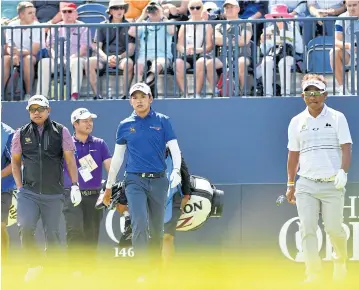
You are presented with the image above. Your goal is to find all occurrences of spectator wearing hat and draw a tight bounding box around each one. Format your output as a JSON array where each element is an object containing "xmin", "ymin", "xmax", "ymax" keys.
[
  {"xmin": 129, "ymin": 2, "xmax": 175, "ymax": 86},
  {"xmin": 88, "ymin": 0, "xmax": 136, "ymax": 99},
  {"xmin": 36, "ymin": 2, "xmax": 89, "ymax": 101},
  {"xmin": 63, "ymin": 108, "xmax": 112, "ymax": 270},
  {"xmin": 11, "ymin": 95, "xmax": 79, "ymax": 282},
  {"xmin": 5, "ymin": 2, "xmax": 45, "ymax": 100},
  {"xmin": 260, "ymin": 4, "xmax": 303, "ymax": 97},
  {"xmin": 175, "ymin": 0, "xmax": 213, "ymax": 98}
]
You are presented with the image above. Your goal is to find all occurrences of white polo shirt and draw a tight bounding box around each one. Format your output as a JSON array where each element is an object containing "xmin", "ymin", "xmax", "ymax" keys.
[
  {"xmin": 6, "ymin": 20, "xmax": 44, "ymax": 51},
  {"xmin": 287, "ymin": 105, "xmax": 352, "ymax": 179}
]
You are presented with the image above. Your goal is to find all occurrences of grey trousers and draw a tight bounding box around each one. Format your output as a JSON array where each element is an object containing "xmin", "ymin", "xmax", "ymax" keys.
[
  {"xmin": 17, "ymin": 188, "xmax": 64, "ymax": 266},
  {"xmin": 295, "ymin": 177, "xmax": 347, "ymax": 275}
]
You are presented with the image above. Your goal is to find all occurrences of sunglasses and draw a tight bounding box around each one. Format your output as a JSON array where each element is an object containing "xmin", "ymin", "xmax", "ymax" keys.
[
  {"xmin": 190, "ymin": 6, "xmax": 202, "ymax": 10},
  {"xmin": 111, "ymin": 5, "xmax": 126, "ymax": 10},
  {"xmin": 29, "ymin": 106, "xmax": 47, "ymax": 113},
  {"xmin": 303, "ymin": 91, "xmax": 326, "ymax": 97},
  {"xmin": 62, "ymin": 10, "xmax": 74, "ymax": 14}
]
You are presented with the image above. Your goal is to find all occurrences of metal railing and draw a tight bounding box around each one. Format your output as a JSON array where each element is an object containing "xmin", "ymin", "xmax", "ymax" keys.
[{"xmin": 1, "ymin": 16, "xmax": 358, "ymax": 101}]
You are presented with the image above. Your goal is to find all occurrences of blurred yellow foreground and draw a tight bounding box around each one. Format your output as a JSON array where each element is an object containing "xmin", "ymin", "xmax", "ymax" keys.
[{"xmin": 2, "ymin": 250, "xmax": 359, "ymax": 290}]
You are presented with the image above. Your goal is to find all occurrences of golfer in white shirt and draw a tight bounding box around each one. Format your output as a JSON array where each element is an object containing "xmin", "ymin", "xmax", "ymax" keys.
[{"xmin": 286, "ymin": 74, "xmax": 352, "ymax": 284}]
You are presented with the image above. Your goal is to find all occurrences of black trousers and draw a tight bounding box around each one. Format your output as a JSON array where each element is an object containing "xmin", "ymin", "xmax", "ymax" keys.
[{"xmin": 63, "ymin": 189, "xmax": 103, "ymax": 260}]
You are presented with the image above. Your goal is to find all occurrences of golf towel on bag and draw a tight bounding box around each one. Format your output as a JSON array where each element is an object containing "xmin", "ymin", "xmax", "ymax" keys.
[{"xmin": 164, "ymin": 154, "xmax": 183, "ymax": 224}]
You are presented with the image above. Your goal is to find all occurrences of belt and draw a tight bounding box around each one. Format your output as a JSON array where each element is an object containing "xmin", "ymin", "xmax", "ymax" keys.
[
  {"xmin": 304, "ymin": 176, "xmax": 336, "ymax": 183},
  {"xmin": 133, "ymin": 172, "xmax": 165, "ymax": 178},
  {"xmin": 81, "ymin": 190, "xmax": 100, "ymax": 196}
]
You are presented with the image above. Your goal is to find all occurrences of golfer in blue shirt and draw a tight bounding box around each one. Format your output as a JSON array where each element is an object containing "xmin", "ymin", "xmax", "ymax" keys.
[{"xmin": 103, "ymin": 82, "xmax": 182, "ymax": 267}]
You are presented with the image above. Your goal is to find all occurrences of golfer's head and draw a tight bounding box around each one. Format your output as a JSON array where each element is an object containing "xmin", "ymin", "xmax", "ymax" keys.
[
  {"xmin": 129, "ymin": 83, "xmax": 153, "ymax": 114},
  {"xmin": 301, "ymin": 74, "xmax": 328, "ymax": 110},
  {"xmin": 26, "ymin": 95, "xmax": 51, "ymax": 125},
  {"xmin": 71, "ymin": 108, "xmax": 97, "ymax": 135}
]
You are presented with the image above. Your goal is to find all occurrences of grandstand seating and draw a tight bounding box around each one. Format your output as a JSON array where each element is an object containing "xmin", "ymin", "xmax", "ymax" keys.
[{"xmin": 1, "ymin": 11, "xmax": 358, "ymax": 100}]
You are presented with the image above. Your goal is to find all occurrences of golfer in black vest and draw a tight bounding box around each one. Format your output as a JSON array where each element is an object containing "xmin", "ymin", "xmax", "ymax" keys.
[{"xmin": 11, "ymin": 95, "xmax": 80, "ymax": 282}]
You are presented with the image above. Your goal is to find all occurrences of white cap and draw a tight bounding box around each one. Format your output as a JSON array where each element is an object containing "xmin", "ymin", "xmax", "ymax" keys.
[
  {"xmin": 203, "ymin": 2, "xmax": 218, "ymax": 11},
  {"xmin": 129, "ymin": 82, "xmax": 152, "ymax": 96},
  {"xmin": 71, "ymin": 108, "xmax": 97, "ymax": 124},
  {"xmin": 223, "ymin": 0, "xmax": 239, "ymax": 7},
  {"xmin": 26, "ymin": 95, "xmax": 49, "ymax": 110},
  {"xmin": 302, "ymin": 80, "xmax": 326, "ymax": 91}
]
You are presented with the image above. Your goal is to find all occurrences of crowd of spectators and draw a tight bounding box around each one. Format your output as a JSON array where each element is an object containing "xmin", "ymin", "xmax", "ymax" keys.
[{"xmin": 1, "ymin": 0, "xmax": 358, "ymax": 100}]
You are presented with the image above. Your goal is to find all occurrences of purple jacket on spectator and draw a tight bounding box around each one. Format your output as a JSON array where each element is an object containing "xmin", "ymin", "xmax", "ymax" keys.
[{"xmin": 63, "ymin": 135, "xmax": 112, "ymax": 190}]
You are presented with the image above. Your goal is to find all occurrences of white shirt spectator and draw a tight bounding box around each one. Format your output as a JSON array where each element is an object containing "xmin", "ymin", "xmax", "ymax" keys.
[
  {"xmin": 335, "ymin": 11, "xmax": 359, "ymax": 45},
  {"xmin": 307, "ymin": 0, "xmax": 344, "ymax": 10},
  {"xmin": 6, "ymin": 19, "xmax": 44, "ymax": 51},
  {"xmin": 287, "ymin": 105, "xmax": 352, "ymax": 179}
]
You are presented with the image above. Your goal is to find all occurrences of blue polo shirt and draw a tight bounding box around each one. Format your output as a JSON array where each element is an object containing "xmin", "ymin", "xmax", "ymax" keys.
[
  {"xmin": 116, "ymin": 108, "xmax": 176, "ymax": 173},
  {"xmin": 63, "ymin": 135, "xmax": 112, "ymax": 190},
  {"xmin": 1, "ymin": 122, "xmax": 16, "ymax": 193}
]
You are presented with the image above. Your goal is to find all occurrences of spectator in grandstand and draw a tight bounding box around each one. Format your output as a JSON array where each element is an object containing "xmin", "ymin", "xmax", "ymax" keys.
[
  {"xmin": 160, "ymin": 0, "xmax": 189, "ymax": 19},
  {"xmin": 32, "ymin": 1, "xmax": 86, "ymax": 23},
  {"xmin": 36, "ymin": 2, "xmax": 89, "ymax": 100},
  {"xmin": 5, "ymin": 2, "xmax": 45, "ymax": 100},
  {"xmin": 206, "ymin": 0, "xmax": 252, "ymax": 96},
  {"xmin": 129, "ymin": 1, "xmax": 175, "ymax": 86},
  {"xmin": 269, "ymin": 0, "xmax": 308, "ymax": 17},
  {"xmin": 11, "ymin": 95, "xmax": 79, "ymax": 282},
  {"xmin": 175, "ymin": 0, "xmax": 213, "ymax": 98},
  {"xmin": 330, "ymin": 0, "xmax": 359, "ymax": 95},
  {"xmin": 307, "ymin": 0, "xmax": 346, "ymax": 43},
  {"xmin": 89, "ymin": 0, "xmax": 135, "ymax": 100},
  {"xmin": 2, "ymin": 32, "xmax": 11, "ymax": 94},
  {"xmin": 238, "ymin": 0, "xmax": 267, "ymax": 20},
  {"xmin": 260, "ymin": 4, "xmax": 304, "ymax": 97}
]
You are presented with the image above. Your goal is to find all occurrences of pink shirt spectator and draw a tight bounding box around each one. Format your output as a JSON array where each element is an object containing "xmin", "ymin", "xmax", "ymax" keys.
[
  {"xmin": 47, "ymin": 20, "xmax": 89, "ymax": 57},
  {"xmin": 11, "ymin": 126, "xmax": 75, "ymax": 155}
]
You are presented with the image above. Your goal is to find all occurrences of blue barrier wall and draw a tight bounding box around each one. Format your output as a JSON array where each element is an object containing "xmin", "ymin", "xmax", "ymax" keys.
[
  {"xmin": 2, "ymin": 97, "xmax": 359, "ymax": 184},
  {"xmin": 2, "ymin": 98, "xmax": 359, "ymax": 260}
]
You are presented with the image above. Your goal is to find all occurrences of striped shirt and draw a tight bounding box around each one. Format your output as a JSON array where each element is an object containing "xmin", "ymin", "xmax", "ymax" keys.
[{"xmin": 287, "ymin": 105, "xmax": 352, "ymax": 179}]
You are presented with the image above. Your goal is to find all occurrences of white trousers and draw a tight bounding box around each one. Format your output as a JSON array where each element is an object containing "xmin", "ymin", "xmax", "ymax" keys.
[
  {"xmin": 295, "ymin": 177, "xmax": 347, "ymax": 276},
  {"xmin": 261, "ymin": 56, "xmax": 294, "ymax": 96},
  {"xmin": 36, "ymin": 57, "xmax": 86, "ymax": 97}
]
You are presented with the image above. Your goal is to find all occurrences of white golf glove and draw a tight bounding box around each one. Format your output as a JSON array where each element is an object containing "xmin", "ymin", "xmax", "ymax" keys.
[
  {"xmin": 334, "ymin": 169, "xmax": 347, "ymax": 190},
  {"xmin": 70, "ymin": 185, "xmax": 82, "ymax": 207},
  {"xmin": 170, "ymin": 168, "xmax": 181, "ymax": 188}
]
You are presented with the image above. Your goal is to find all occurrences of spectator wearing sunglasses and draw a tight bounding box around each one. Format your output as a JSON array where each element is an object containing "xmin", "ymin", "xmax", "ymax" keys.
[
  {"xmin": 175, "ymin": 0, "xmax": 213, "ymax": 98},
  {"xmin": 5, "ymin": 2, "xmax": 45, "ymax": 100},
  {"xmin": 36, "ymin": 2, "xmax": 89, "ymax": 100},
  {"xmin": 88, "ymin": 0, "xmax": 135, "ymax": 99},
  {"xmin": 129, "ymin": 1, "xmax": 175, "ymax": 86}
]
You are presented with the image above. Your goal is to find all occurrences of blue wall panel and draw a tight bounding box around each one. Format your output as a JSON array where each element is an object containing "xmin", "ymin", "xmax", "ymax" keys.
[{"xmin": 2, "ymin": 97, "xmax": 358, "ymax": 184}]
